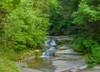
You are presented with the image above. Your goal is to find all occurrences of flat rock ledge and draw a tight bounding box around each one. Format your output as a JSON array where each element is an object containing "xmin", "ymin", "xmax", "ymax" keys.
[
  {"xmin": 82, "ymin": 65, "xmax": 100, "ymax": 72},
  {"xmin": 19, "ymin": 68, "xmax": 42, "ymax": 72},
  {"xmin": 47, "ymin": 36, "xmax": 74, "ymax": 41}
]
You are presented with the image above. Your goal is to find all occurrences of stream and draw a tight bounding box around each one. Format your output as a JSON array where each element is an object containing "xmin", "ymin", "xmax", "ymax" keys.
[{"xmin": 19, "ymin": 36, "xmax": 87, "ymax": 72}]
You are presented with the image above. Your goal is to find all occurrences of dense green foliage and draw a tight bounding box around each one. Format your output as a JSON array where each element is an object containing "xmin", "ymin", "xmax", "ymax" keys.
[
  {"xmin": 50, "ymin": 0, "xmax": 80, "ymax": 35},
  {"xmin": 50, "ymin": 0, "xmax": 100, "ymax": 66},
  {"xmin": 72, "ymin": 0, "xmax": 100, "ymax": 66},
  {"xmin": 0, "ymin": 58, "xmax": 19, "ymax": 72},
  {"xmin": 0, "ymin": 0, "xmax": 58, "ymax": 53},
  {"xmin": 0, "ymin": 0, "xmax": 100, "ymax": 71},
  {"xmin": 0, "ymin": 0, "xmax": 60, "ymax": 71}
]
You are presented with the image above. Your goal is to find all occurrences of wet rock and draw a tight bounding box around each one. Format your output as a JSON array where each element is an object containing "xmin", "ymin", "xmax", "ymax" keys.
[
  {"xmin": 16, "ymin": 62, "xmax": 28, "ymax": 68},
  {"xmin": 82, "ymin": 69, "xmax": 100, "ymax": 72},
  {"xmin": 62, "ymin": 55, "xmax": 82, "ymax": 59},
  {"xmin": 35, "ymin": 49, "xmax": 41, "ymax": 52},
  {"xmin": 21, "ymin": 56, "xmax": 35, "ymax": 61},
  {"xmin": 53, "ymin": 60, "xmax": 86, "ymax": 72},
  {"xmin": 64, "ymin": 44, "xmax": 74, "ymax": 47},
  {"xmin": 55, "ymin": 55, "xmax": 82, "ymax": 60},
  {"xmin": 82, "ymin": 65, "xmax": 100, "ymax": 72},
  {"xmin": 58, "ymin": 45, "xmax": 69, "ymax": 50},
  {"xmin": 55, "ymin": 54, "xmax": 82, "ymax": 60},
  {"xmin": 18, "ymin": 36, "xmax": 88, "ymax": 72},
  {"xmin": 69, "ymin": 64, "xmax": 87, "ymax": 72},
  {"xmin": 55, "ymin": 48, "xmax": 78, "ymax": 56},
  {"xmin": 19, "ymin": 68, "xmax": 43, "ymax": 72}
]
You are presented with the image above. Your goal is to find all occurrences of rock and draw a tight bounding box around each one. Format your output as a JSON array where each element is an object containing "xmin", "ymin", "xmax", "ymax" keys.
[
  {"xmin": 58, "ymin": 45, "xmax": 69, "ymax": 50},
  {"xmin": 47, "ymin": 36, "xmax": 74, "ymax": 41},
  {"xmin": 94, "ymin": 65, "xmax": 100, "ymax": 69},
  {"xmin": 18, "ymin": 36, "xmax": 88, "ymax": 72},
  {"xmin": 82, "ymin": 69, "xmax": 100, "ymax": 72},
  {"xmin": 64, "ymin": 44, "xmax": 74, "ymax": 47},
  {"xmin": 19, "ymin": 68, "xmax": 43, "ymax": 72},
  {"xmin": 55, "ymin": 48, "xmax": 78, "ymax": 56},
  {"xmin": 69, "ymin": 64, "xmax": 87, "ymax": 72},
  {"xmin": 35, "ymin": 49, "xmax": 41, "ymax": 52},
  {"xmin": 21, "ymin": 56, "xmax": 35, "ymax": 61},
  {"xmin": 55, "ymin": 54, "xmax": 82, "ymax": 60},
  {"xmin": 53, "ymin": 60, "xmax": 86, "ymax": 72},
  {"xmin": 60, "ymin": 55, "xmax": 82, "ymax": 59},
  {"xmin": 82, "ymin": 65, "xmax": 100, "ymax": 72},
  {"xmin": 16, "ymin": 62, "xmax": 28, "ymax": 68}
]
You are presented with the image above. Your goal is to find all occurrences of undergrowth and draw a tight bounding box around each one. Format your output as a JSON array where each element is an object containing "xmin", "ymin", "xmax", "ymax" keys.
[
  {"xmin": 0, "ymin": 58, "xmax": 19, "ymax": 72},
  {"xmin": 74, "ymin": 35, "xmax": 100, "ymax": 67}
]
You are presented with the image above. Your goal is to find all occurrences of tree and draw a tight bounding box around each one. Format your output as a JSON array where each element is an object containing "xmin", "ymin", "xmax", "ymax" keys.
[
  {"xmin": 72, "ymin": 0, "xmax": 100, "ymax": 66},
  {"xmin": 50, "ymin": 0, "xmax": 80, "ymax": 35},
  {"xmin": 0, "ymin": 0, "xmax": 51, "ymax": 52}
]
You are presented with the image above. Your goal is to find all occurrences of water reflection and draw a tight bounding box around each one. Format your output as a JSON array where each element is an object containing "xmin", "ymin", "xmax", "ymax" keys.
[
  {"xmin": 24, "ymin": 58, "xmax": 55, "ymax": 72},
  {"xmin": 23, "ymin": 39, "xmax": 57, "ymax": 72}
]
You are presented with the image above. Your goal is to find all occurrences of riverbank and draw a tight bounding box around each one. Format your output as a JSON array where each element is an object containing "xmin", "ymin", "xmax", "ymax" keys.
[
  {"xmin": 17, "ymin": 36, "xmax": 100, "ymax": 72},
  {"xmin": 0, "ymin": 36, "xmax": 99, "ymax": 72},
  {"xmin": 16, "ymin": 36, "xmax": 86, "ymax": 72},
  {"xmin": 12, "ymin": 49, "xmax": 42, "ymax": 61},
  {"xmin": 0, "ymin": 58, "xmax": 19, "ymax": 72},
  {"xmin": 0, "ymin": 49, "xmax": 42, "ymax": 72}
]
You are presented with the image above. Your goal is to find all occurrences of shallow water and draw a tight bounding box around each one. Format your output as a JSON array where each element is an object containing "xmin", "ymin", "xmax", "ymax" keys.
[
  {"xmin": 23, "ymin": 39, "xmax": 57, "ymax": 72},
  {"xmin": 23, "ymin": 58, "xmax": 56, "ymax": 72},
  {"xmin": 21, "ymin": 37, "xmax": 86, "ymax": 72}
]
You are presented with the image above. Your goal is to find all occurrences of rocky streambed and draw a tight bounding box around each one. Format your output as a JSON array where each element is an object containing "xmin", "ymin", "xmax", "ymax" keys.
[{"xmin": 17, "ymin": 36, "xmax": 100, "ymax": 72}]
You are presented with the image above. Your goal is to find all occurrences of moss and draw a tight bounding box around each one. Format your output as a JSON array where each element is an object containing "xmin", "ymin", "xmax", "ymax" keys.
[
  {"xmin": 10, "ymin": 49, "xmax": 43, "ymax": 61},
  {"xmin": 80, "ymin": 54, "xmax": 89, "ymax": 60},
  {"xmin": 67, "ymin": 35, "xmax": 75, "ymax": 38},
  {"xmin": 0, "ymin": 58, "xmax": 19, "ymax": 72},
  {"xmin": 56, "ymin": 40, "xmax": 67, "ymax": 45},
  {"xmin": 35, "ymin": 51, "xmax": 42, "ymax": 58},
  {"xmin": 0, "ymin": 49, "xmax": 42, "ymax": 72},
  {"xmin": 11, "ymin": 49, "xmax": 36, "ymax": 61},
  {"xmin": 88, "ymin": 64, "xmax": 95, "ymax": 68},
  {"xmin": 69, "ymin": 40, "xmax": 75, "ymax": 44}
]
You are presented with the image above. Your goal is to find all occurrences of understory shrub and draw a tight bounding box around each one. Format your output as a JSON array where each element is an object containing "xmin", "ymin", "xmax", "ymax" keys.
[
  {"xmin": 88, "ymin": 46, "xmax": 100, "ymax": 67},
  {"xmin": 1, "ymin": 0, "xmax": 51, "ymax": 53},
  {"xmin": 0, "ymin": 58, "xmax": 19, "ymax": 72},
  {"xmin": 74, "ymin": 35, "xmax": 100, "ymax": 67},
  {"xmin": 74, "ymin": 36, "xmax": 98, "ymax": 53}
]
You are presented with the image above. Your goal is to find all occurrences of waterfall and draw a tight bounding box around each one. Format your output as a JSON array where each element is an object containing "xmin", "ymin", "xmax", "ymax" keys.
[
  {"xmin": 50, "ymin": 40, "xmax": 57, "ymax": 46},
  {"xmin": 40, "ymin": 39, "xmax": 57, "ymax": 58},
  {"xmin": 44, "ymin": 39, "xmax": 50, "ymax": 47}
]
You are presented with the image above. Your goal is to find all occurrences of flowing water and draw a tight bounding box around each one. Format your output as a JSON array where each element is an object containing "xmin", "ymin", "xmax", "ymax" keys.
[
  {"xmin": 21, "ymin": 36, "xmax": 87, "ymax": 72},
  {"xmin": 40, "ymin": 39, "xmax": 57, "ymax": 58},
  {"xmin": 23, "ymin": 39, "xmax": 57, "ymax": 72}
]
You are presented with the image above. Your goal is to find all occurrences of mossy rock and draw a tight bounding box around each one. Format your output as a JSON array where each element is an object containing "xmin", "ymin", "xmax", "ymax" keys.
[{"xmin": 35, "ymin": 51, "xmax": 42, "ymax": 58}]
